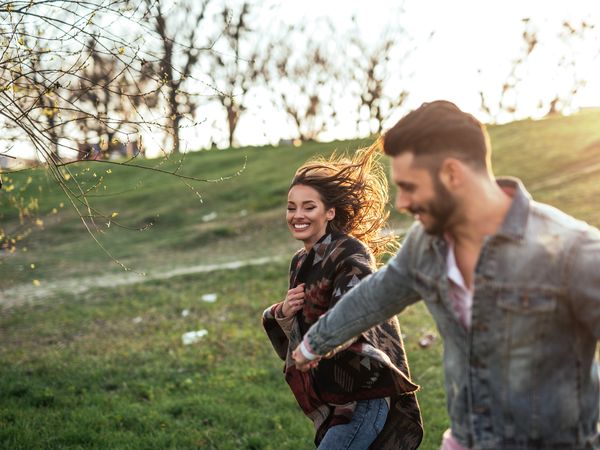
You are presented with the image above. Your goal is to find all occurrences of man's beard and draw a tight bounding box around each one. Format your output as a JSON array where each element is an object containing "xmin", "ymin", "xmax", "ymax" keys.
[{"xmin": 411, "ymin": 178, "xmax": 457, "ymax": 236}]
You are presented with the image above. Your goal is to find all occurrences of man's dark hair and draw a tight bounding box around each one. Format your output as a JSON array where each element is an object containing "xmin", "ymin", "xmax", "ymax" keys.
[{"xmin": 383, "ymin": 100, "xmax": 490, "ymax": 171}]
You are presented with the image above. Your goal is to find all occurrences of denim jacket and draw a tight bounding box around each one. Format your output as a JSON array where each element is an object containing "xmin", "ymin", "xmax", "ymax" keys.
[{"xmin": 305, "ymin": 178, "xmax": 600, "ymax": 450}]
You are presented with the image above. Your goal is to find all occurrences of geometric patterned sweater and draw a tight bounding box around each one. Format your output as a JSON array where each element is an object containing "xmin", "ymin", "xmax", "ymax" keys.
[{"xmin": 263, "ymin": 232, "xmax": 423, "ymax": 448}]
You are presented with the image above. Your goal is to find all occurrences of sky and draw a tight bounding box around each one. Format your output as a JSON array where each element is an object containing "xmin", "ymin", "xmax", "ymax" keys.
[
  {"xmin": 280, "ymin": 0, "xmax": 600, "ymax": 111},
  {"xmin": 399, "ymin": 0, "xmax": 600, "ymax": 111},
  {"xmin": 229, "ymin": 0, "xmax": 600, "ymax": 148},
  {"xmin": 2, "ymin": 0, "xmax": 600, "ymax": 159}
]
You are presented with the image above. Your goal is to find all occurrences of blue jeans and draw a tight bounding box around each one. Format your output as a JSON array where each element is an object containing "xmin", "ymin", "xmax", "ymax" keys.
[{"xmin": 318, "ymin": 398, "xmax": 389, "ymax": 450}]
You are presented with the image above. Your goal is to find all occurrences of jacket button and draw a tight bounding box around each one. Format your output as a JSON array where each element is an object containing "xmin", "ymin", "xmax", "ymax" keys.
[
  {"xmin": 472, "ymin": 405, "xmax": 488, "ymax": 414},
  {"xmin": 472, "ymin": 323, "xmax": 488, "ymax": 332},
  {"xmin": 471, "ymin": 360, "xmax": 487, "ymax": 369}
]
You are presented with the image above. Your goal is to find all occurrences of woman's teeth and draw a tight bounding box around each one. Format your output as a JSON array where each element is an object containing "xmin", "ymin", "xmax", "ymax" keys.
[{"xmin": 294, "ymin": 223, "xmax": 309, "ymax": 230}]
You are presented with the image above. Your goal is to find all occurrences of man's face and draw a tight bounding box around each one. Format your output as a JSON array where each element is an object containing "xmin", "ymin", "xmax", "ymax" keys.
[{"xmin": 390, "ymin": 152, "xmax": 457, "ymax": 235}]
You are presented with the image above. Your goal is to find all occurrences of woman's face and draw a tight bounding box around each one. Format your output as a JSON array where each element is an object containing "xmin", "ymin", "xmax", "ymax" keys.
[{"xmin": 287, "ymin": 184, "xmax": 335, "ymax": 249}]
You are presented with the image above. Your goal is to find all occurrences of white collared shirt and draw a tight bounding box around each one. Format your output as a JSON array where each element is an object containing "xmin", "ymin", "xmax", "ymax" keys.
[{"xmin": 445, "ymin": 236, "xmax": 474, "ymax": 330}]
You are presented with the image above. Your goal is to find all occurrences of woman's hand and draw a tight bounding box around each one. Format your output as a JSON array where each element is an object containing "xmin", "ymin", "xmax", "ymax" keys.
[
  {"xmin": 292, "ymin": 345, "xmax": 320, "ymax": 372},
  {"xmin": 281, "ymin": 283, "xmax": 305, "ymax": 317}
]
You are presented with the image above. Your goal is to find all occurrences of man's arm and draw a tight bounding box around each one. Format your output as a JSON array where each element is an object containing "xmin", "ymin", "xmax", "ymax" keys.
[
  {"xmin": 294, "ymin": 225, "xmax": 423, "ymax": 367},
  {"xmin": 567, "ymin": 226, "xmax": 600, "ymax": 340}
]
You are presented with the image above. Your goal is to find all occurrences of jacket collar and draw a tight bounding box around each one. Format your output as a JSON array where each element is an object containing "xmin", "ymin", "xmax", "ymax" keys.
[
  {"xmin": 494, "ymin": 177, "xmax": 531, "ymax": 241},
  {"xmin": 299, "ymin": 231, "xmax": 343, "ymax": 258},
  {"xmin": 429, "ymin": 176, "xmax": 531, "ymax": 251},
  {"xmin": 293, "ymin": 232, "xmax": 343, "ymax": 286}
]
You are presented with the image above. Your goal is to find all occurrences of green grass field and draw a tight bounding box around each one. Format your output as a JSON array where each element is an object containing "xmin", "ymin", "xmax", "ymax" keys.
[{"xmin": 1, "ymin": 110, "xmax": 600, "ymax": 449}]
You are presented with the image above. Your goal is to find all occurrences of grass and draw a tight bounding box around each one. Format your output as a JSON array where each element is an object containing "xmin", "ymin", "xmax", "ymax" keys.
[
  {"xmin": 0, "ymin": 262, "xmax": 445, "ymax": 449},
  {"xmin": 1, "ymin": 110, "xmax": 600, "ymax": 448}
]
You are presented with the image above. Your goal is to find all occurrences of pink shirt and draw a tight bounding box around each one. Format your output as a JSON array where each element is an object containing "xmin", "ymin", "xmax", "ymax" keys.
[
  {"xmin": 445, "ymin": 235, "xmax": 473, "ymax": 330},
  {"xmin": 441, "ymin": 429, "xmax": 470, "ymax": 450}
]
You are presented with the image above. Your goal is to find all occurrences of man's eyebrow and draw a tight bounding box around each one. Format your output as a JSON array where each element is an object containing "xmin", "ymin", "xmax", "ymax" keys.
[{"xmin": 395, "ymin": 181, "xmax": 415, "ymax": 189}]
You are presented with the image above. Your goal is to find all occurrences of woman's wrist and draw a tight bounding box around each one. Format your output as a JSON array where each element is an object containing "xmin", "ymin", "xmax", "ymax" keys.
[{"xmin": 276, "ymin": 302, "xmax": 287, "ymax": 318}]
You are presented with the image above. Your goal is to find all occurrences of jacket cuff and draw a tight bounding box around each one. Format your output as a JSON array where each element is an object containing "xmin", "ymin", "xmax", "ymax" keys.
[
  {"xmin": 300, "ymin": 336, "xmax": 319, "ymax": 360},
  {"xmin": 274, "ymin": 302, "xmax": 286, "ymax": 318}
]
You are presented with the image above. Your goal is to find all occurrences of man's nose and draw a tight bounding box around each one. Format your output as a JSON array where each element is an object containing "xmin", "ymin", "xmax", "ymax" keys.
[{"xmin": 395, "ymin": 191, "xmax": 410, "ymax": 211}]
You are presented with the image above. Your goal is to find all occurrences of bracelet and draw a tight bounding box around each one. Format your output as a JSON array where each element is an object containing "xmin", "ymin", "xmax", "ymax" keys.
[{"xmin": 299, "ymin": 339, "xmax": 319, "ymax": 361}]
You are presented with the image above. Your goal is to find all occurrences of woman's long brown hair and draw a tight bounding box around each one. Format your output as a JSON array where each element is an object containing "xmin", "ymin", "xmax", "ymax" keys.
[{"xmin": 290, "ymin": 138, "xmax": 397, "ymax": 260}]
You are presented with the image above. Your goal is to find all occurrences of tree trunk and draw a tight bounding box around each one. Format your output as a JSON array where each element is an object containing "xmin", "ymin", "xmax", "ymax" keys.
[
  {"xmin": 227, "ymin": 106, "xmax": 238, "ymax": 148},
  {"xmin": 169, "ymin": 84, "xmax": 180, "ymax": 154}
]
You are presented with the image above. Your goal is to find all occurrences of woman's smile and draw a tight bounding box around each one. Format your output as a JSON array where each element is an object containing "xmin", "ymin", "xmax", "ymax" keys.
[{"xmin": 287, "ymin": 184, "xmax": 335, "ymax": 251}]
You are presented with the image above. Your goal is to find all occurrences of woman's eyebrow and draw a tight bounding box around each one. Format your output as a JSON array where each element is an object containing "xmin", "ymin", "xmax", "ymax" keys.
[{"xmin": 287, "ymin": 200, "xmax": 317, "ymax": 205}]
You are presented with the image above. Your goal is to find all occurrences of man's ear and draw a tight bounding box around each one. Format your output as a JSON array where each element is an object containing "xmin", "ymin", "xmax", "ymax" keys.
[{"xmin": 438, "ymin": 157, "xmax": 465, "ymax": 190}]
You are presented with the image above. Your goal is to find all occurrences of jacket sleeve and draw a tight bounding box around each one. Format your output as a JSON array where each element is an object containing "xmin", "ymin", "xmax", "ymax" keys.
[
  {"xmin": 261, "ymin": 254, "xmax": 300, "ymax": 360},
  {"xmin": 567, "ymin": 225, "xmax": 600, "ymax": 340},
  {"xmin": 275, "ymin": 309, "xmax": 296, "ymax": 338},
  {"xmin": 305, "ymin": 224, "xmax": 423, "ymax": 356},
  {"xmin": 262, "ymin": 303, "xmax": 289, "ymax": 360}
]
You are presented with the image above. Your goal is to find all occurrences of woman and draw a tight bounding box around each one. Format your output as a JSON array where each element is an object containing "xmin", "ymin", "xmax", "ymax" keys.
[{"xmin": 262, "ymin": 141, "xmax": 423, "ymax": 449}]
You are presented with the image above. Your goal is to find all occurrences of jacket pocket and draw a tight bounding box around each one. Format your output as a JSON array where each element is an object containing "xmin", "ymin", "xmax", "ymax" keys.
[
  {"xmin": 496, "ymin": 291, "xmax": 558, "ymax": 359},
  {"xmin": 497, "ymin": 291, "xmax": 557, "ymax": 314},
  {"xmin": 496, "ymin": 289, "xmax": 578, "ymax": 441}
]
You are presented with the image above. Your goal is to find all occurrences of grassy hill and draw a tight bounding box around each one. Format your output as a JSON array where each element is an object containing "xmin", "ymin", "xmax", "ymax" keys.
[
  {"xmin": 2, "ymin": 110, "xmax": 600, "ymax": 289},
  {"xmin": 1, "ymin": 111, "xmax": 600, "ymax": 449},
  {"xmin": 1, "ymin": 138, "xmax": 376, "ymax": 289}
]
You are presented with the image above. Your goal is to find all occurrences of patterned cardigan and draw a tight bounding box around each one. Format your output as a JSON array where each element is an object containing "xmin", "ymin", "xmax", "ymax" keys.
[{"xmin": 263, "ymin": 232, "xmax": 423, "ymax": 449}]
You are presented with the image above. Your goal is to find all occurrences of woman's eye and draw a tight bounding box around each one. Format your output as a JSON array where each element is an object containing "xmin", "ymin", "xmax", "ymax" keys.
[{"xmin": 287, "ymin": 208, "xmax": 295, "ymax": 212}]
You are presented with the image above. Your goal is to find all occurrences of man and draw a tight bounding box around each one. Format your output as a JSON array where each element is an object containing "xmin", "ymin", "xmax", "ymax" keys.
[{"xmin": 292, "ymin": 100, "xmax": 600, "ymax": 450}]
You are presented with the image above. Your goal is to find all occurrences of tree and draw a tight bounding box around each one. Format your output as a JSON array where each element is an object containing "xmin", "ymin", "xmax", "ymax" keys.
[
  {"xmin": 346, "ymin": 26, "xmax": 412, "ymax": 136},
  {"xmin": 0, "ymin": 1, "xmax": 242, "ymax": 267},
  {"xmin": 263, "ymin": 23, "xmax": 342, "ymax": 142},
  {"xmin": 544, "ymin": 19, "xmax": 597, "ymax": 116},
  {"xmin": 72, "ymin": 38, "xmax": 159, "ymax": 158},
  {"xmin": 478, "ymin": 16, "xmax": 598, "ymax": 122},
  {"xmin": 0, "ymin": 1, "xmax": 141, "ymax": 254},
  {"xmin": 478, "ymin": 18, "xmax": 538, "ymax": 122},
  {"xmin": 140, "ymin": 0, "xmax": 213, "ymax": 154},
  {"xmin": 0, "ymin": 1, "xmax": 150, "ymax": 161},
  {"xmin": 205, "ymin": 2, "xmax": 264, "ymax": 148}
]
